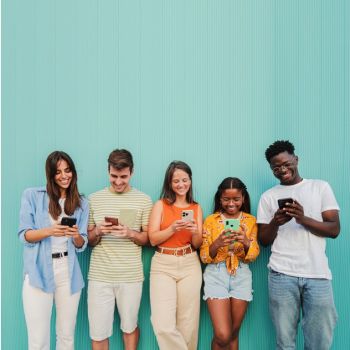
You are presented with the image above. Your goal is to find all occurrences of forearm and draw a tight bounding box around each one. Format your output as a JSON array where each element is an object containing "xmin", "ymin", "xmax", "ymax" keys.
[
  {"xmin": 191, "ymin": 233, "xmax": 203, "ymax": 249},
  {"xmin": 88, "ymin": 226, "xmax": 101, "ymax": 247},
  {"xmin": 299, "ymin": 216, "xmax": 340, "ymax": 238},
  {"xmin": 258, "ymin": 221, "xmax": 279, "ymax": 246},
  {"xmin": 24, "ymin": 228, "xmax": 51, "ymax": 243},
  {"xmin": 149, "ymin": 226, "xmax": 174, "ymax": 246},
  {"xmin": 209, "ymin": 241, "xmax": 220, "ymax": 259},
  {"xmin": 129, "ymin": 230, "xmax": 149, "ymax": 246},
  {"xmin": 73, "ymin": 234, "xmax": 85, "ymax": 248}
]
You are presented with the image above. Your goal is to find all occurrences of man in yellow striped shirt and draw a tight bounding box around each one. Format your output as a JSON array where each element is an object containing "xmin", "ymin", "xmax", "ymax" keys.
[{"xmin": 87, "ymin": 149, "xmax": 152, "ymax": 350}]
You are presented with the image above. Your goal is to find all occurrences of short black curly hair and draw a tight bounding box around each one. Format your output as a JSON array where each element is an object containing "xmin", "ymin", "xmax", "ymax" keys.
[{"xmin": 265, "ymin": 140, "xmax": 295, "ymax": 163}]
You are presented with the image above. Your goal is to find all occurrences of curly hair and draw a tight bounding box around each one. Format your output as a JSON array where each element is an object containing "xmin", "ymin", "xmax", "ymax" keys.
[{"xmin": 265, "ymin": 140, "xmax": 295, "ymax": 163}]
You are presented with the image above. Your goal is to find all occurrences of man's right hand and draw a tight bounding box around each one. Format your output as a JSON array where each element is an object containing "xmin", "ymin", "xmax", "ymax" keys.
[
  {"xmin": 272, "ymin": 209, "xmax": 293, "ymax": 226},
  {"xmin": 96, "ymin": 221, "xmax": 115, "ymax": 236}
]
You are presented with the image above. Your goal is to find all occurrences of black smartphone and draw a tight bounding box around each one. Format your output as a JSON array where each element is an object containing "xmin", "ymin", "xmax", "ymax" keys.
[
  {"xmin": 105, "ymin": 216, "xmax": 119, "ymax": 226},
  {"xmin": 61, "ymin": 217, "xmax": 77, "ymax": 227},
  {"xmin": 278, "ymin": 198, "xmax": 294, "ymax": 210}
]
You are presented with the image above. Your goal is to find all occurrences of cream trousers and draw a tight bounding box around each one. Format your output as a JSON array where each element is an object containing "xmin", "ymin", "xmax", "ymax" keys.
[
  {"xmin": 22, "ymin": 256, "xmax": 81, "ymax": 350},
  {"xmin": 150, "ymin": 251, "xmax": 202, "ymax": 350}
]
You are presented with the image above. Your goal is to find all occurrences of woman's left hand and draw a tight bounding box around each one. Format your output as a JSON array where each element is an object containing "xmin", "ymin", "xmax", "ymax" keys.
[
  {"xmin": 65, "ymin": 225, "xmax": 81, "ymax": 239},
  {"xmin": 185, "ymin": 220, "xmax": 199, "ymax": 235},
  {"xmin": 232, "ymin": 224, "xmax": 251, "ymax": 251}
]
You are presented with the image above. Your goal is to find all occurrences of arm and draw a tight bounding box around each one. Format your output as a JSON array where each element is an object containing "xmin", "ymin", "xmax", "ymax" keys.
[
  {"xmin": 148, "ymin": 201, "xmax": 174, "ymax": 246},
  {"xmin": 88, "ymin": 224, "xmax": 101, "ymax": 247},
  {"xmin": 108, "ymin": 224, "xmax": 149, "ymax": 246},
  {"xmin": 24, "ymin": 225, "xmax": 67, "ymax": 243},
  {"xmin": 209, "ymin": 232, "xmax": 235, "ymax": 259},
  {"xmin": 239, "ymin": 222, "xmax": 260, "ymax": 263},
  {"xmin": 285, "ymin": 200, "xmax": 340, "ymax": 238},
  {"xmin": 258, "ymin": 209, "xmax": 292, "ymax": 246},
  {"xmin": 18, "ymin": 189, "xmax": 65, "ymax": 244},
  {"xmin": 190, "ymin": 206, "xmax": 203, "ymax": 249},
  {"xmin": 69, "ymin": 198, "xmax": 89, "ymax": 251},
  {"xmin": 199, "ymin": 223, "xmax": 213, "ymax": 263},
  {"xmin": 64, "ymin": 225, "xmax": 85, "ymax": 249},
  {"xmin": 126, "ymin": 225, "xmax": 149, "ymax": 246},
  {"xmin": 148, "ymin": 200, "xmax": 188, "ymax": 246}
]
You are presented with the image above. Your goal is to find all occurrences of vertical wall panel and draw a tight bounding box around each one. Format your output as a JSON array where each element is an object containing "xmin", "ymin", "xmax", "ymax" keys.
[{"xmin": 2, "ymin": 0, "xmax": 349, "ymax": 349}]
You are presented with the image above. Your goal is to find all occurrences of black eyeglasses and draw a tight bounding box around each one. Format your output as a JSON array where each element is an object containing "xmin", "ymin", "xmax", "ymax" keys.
[{"xmin": 271, "ymin": 158, "xmax": 296, "ymax": 174}]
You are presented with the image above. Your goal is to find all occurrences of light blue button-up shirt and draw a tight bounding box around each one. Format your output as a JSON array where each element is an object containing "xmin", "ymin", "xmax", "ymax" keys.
[{"xmin": 18, "ymin": 187, "xmax": 89, "ymax": 294}]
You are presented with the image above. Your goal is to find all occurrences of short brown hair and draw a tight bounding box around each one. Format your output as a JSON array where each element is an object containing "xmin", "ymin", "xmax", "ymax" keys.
[{"xmin": 108, "ymin": 149, "xmax": 134, "ymax": 172}]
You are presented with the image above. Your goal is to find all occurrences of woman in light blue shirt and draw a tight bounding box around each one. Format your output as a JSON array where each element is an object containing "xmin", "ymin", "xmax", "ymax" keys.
[{"xmin": 18, "ymin": 151, "xmax": 89, "ymax": 350}]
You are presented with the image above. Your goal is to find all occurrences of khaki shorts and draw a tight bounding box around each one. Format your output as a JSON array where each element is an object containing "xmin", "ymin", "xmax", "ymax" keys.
[{"xmin": 88, "ymin": 280, "xmax": 143, "ymax": 340}]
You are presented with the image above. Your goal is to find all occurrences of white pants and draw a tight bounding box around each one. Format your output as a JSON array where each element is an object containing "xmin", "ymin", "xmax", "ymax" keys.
[{"xmin": 22, "ymin": 256, "xmax": 81, "ymax": 350}]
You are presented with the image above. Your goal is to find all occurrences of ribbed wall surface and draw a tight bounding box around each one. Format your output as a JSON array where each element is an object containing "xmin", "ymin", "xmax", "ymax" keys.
[{"xmin": 2, "ymin": 1, "xmax": 349, "ymax": 349}]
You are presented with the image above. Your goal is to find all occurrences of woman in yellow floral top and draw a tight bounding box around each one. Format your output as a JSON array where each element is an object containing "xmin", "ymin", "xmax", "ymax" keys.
[{"xmin": 200, "ymin": 177, "xmax": 259, "ymax": 350}]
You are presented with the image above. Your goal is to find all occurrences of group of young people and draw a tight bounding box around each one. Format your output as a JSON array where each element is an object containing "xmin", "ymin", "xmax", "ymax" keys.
[{"xmin": 18, "ymin": 140, "xmax": 340, "ymax": 350}]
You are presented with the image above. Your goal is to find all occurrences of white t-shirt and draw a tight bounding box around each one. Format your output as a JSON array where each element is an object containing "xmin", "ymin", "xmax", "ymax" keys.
[
  {"xmin": 49, "ymin": 198, "xmax": 68, "ymax": 253},
  {"xmin": 257, "ymin": 179, "xmax": 339, "ymax": 280}
]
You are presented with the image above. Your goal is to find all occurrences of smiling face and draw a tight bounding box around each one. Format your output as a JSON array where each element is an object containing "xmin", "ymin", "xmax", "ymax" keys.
[
  {"xmin": 54, "ymin": 159, "xmax": 73, "ymax": 195},
  {"xmin": 171, "ymin": 169, "xmax": 192, "ymax": 197},
  {"xmin": 269, "ymin": 151, "xmax": 301, "ymax": 185},
  {"xmin": 109, "ymin": 166, "xmax": 132, "ymax": 193},
  {"xmin": 220, "ymin": 188, "xmax": 244, "ymax": 217}
]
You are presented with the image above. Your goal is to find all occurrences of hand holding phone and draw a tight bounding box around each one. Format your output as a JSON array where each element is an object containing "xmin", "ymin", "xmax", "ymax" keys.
[
  {"xmin": 277, "ymin": 198, "xmax": 294, "ymax": 210},
  {"xmin": 104, "ymin": 217, "xmax": 119, "ymax": 226}
]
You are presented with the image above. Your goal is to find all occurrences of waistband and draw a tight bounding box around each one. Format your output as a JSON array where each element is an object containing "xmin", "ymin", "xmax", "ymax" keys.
[
  {"xmin": 52, "ymin": 251, "xmax": 68, "ymax": 259},
  {"xmin": 156, "ymin": 244, "xmax": 194, "ymax": 256}
]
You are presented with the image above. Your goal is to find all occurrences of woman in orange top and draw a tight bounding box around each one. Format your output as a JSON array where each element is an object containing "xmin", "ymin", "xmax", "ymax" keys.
[
  {"xmin": 200, "ymin": 177, "xmax": 259, "ymax": 350},
  {"xmin": 148, "ymin": 161, "xmax": 203, "ymax": 350}
]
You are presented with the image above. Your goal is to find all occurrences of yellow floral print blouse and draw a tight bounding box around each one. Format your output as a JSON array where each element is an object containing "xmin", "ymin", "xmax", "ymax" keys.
[{"xmin": 200, "ymin": 212, "xmax": 260, "ymax": 274}]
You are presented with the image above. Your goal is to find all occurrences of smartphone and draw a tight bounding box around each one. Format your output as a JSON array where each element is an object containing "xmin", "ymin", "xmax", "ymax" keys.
[
  {"xmin": 61, "ymin": 217, "xmax": 77, "ymax": 227},
  {"xmin": 104, "ymin": 216, "xmax": 119, "ymax": 226},
  {"xmin": 278, "ymin": 198, "xmax": 294, "ymax": 210},
  {"xmin": 224, "ymin": 218, "xmax": 240, "ymax": 235},
  {"xmin": 181, "ymin": 210, "xmax": 194, "ymax": 222}
]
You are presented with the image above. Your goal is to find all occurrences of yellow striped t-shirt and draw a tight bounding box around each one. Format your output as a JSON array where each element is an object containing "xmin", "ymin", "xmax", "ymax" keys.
[{"xmin": 88, "ymin": 187, "xmax": 153, "ymax": 283}]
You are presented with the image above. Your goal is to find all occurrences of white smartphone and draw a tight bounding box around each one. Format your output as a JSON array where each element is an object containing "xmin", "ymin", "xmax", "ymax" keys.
[{"xmin": 181, "ymin": 210, "xmax": 194, "ymax": 222}]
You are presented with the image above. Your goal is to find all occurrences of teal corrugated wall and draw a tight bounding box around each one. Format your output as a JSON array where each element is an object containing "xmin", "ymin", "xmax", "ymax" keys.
[{"xmin": 2, "ymin": 0, "xmax": 349, "ymax": 349}]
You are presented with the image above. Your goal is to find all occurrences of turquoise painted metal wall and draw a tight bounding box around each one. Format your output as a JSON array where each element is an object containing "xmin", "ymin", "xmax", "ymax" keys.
[{"xmin": 2, "ymin": 0, "xmax": 349, "ymax": 349}]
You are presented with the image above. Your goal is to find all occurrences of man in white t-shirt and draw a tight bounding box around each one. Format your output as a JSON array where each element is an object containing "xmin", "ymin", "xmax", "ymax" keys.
[{"xmin": 257, "ymin": 140, "xmax": 340, "ymax": 350}]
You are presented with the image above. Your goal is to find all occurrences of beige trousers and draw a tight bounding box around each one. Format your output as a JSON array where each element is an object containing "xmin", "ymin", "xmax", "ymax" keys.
[{"xmin": 150, "ymin": 251, "xmax": 202, "ymax": 350}]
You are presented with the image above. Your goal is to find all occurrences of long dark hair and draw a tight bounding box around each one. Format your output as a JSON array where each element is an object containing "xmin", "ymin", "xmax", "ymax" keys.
[
  {"xmin": 160, "ymin": 161, "xmax": 196, "ymax": 204},
  {"xmin": 213, "ymin": 177, "xmax": 251, "ymax": 214},
  {"xmin": 46, "ymin": 151, "xmax": 81, "ymax": 219}
]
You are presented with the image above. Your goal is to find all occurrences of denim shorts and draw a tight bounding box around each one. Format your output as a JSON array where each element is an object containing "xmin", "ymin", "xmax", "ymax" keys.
[{"xmin": 203, "ymin": 261, "xmax": 253, "ymax": 301}]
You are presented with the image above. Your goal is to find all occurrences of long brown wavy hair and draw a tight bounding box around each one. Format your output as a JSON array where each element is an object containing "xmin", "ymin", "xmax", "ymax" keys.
[
  {"xmin": 46, "ymin": 151, "xmax": 81, "ymax": 220},
  {"xmin": 160, "ymin": 161, "xmax": 196, "ymax": 204}
]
